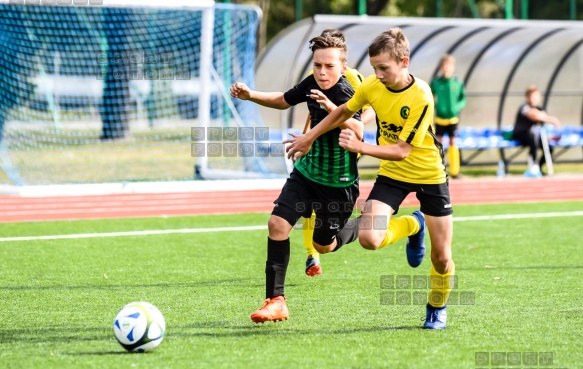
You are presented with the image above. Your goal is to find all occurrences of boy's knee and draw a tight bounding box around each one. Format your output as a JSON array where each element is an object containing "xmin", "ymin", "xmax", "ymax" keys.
[
  {"xmin": 313, "ymin": 243, "xmax": 334, "ymax": 254},
  {"xmin": 358, "ymin": 233, "xmax": 382, "ymax": 250},
  {"xmin": 267, "ymin": 216, "xmax": 291, "ymax": 239},
  {"xmin": 431, "ymin": 253, "xmax": 452, "ymax": 272},
  {"xmin": 267, "ymin": 216, "xmax": 282, "ymax": 231}
]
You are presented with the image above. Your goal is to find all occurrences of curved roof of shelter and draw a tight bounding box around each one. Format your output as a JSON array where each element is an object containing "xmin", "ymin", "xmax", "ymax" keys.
[{"xmin": 256, "ymin": 15, "xmax": 583, "ymax": 131}]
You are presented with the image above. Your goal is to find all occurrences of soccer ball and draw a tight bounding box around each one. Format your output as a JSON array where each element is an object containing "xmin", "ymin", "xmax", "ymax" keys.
[{"xmin": 113, "ymin": 301, "xmax": 166, "ymax": 352}]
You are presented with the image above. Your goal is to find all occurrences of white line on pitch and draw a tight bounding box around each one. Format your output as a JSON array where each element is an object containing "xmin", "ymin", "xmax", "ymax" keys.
[
  {"xmin": 0, "ymin": 225, "xmax": 267, "ymax": 242},
  {"xmin": 0, "ymin": 211, "xmax": 582, "ymax": 243},
  {"xmin": 452, "ymin": 210, "xmax": 583, "ymax": 222}
]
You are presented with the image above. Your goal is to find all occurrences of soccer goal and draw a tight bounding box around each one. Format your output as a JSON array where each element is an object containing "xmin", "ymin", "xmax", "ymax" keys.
[{"xmin": 0, "ymin": 0, "xmax": 286, "ymax": 187}]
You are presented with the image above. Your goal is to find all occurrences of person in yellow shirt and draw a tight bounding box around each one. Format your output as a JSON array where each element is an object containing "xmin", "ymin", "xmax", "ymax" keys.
[
  {"xmin": 285, "ymin": 27, "xmax": 455, "ymax": 329},
  {"xmin": 301, "ymin": 29, "xmax": 376, "ymax": 278}
]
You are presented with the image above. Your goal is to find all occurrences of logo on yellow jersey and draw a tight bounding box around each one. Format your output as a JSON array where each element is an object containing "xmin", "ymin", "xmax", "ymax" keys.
[
  {"xmin": 379, "ymin": 121, "xmax": 403, "ymax": 133},
  {"xmin": 379, "ymin": 121, "xmax": 402, "ymax": 141},
  {"xmin": 400, "ymin": 106, "xmax": 410, "ymax": 119}
]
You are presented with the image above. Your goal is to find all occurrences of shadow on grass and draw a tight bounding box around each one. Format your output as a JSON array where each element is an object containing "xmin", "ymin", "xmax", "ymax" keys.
[
  {"xmin": 2, "ymin": 327, "xmax": 160, "ymax": 356},
  {"xmin": 461, "ymin": 265, "xmax": 583, "ymax": 271},
  {"xmin": 0, "ymin": 278, "xmax": 256, "ymax": 291},
  {"xmin": 0, "ymin": 321, "xmax": 422, "ymax": 347},
  {"xmin": 170, "ymin": 320, "xmax": 422, "ymax": 338},
  {"xmin": 66, "ymin": 351, "xmax": 129, "ymax": 356},
  {"xmin": 0, "ymin": 326, "xmax": 111, "ymax": 344}
]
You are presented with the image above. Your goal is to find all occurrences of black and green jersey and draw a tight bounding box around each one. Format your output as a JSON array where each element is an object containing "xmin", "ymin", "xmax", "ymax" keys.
[
  {"xmin": 283, "ymin": 75, "xmax": 361, "ymax": 187},
  {"xmin": 430, "ymin": 76, "xmax": 466, "ymax": 120}
]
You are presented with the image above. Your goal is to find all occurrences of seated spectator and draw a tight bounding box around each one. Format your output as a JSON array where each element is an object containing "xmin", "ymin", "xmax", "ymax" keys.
[{"xmin": 512, "ymin": 85, "xmax": 561, "ymax": 177}]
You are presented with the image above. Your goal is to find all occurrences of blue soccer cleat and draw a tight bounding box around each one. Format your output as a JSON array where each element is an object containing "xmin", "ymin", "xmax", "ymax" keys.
[
  {"xmin": 423, "ymin": 303, "xmax": 447, "ymax": 329},
  {"xmin": 406, "ymin": 210, "xmax": 426, "ymax": 268}
]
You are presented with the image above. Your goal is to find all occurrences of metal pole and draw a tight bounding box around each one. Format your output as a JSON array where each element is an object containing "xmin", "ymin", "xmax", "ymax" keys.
[
  {"xmin": 358, "ymin": 0, "xmax": 367, "ymax": 15},
  {"xmin": 540, "ymin": 126, "xmax": 554, "ymax": 176},
  {"xmin": 570, "ymin": 0, "xmax": 577, "ymax": 20},
  {"xmin": 521, "ymin": 0, "xmax": 528, "ymax": 19},
  {"xmin": 198, "ymin": 4, "xmax": 215, "ymax": 174},
  {"xmin": 295, "ymin": 0, "xmax": 302, "ymax": 22},
  {"xmin": 53, "ymin": 51, "xmax": 61, "ymax": 129},
  {"xmin": 467, "ymin": 0, "xmax": 481, "ymax": 18},
  {"xmin": 506, "ymin": 0, "xmax": 513, "ymax": 19},
  {"xmin": 436, "ymin": 0, "xmax": 443, "ymax": 17},
  {"xmin": 223, "ymin": 0, "xmax": 231, "ymax": 126}
]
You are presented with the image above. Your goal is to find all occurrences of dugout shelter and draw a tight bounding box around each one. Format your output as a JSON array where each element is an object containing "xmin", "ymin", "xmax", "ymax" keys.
[{"xmin": 256, "ymin": 15, "xmax": 583, "ymax": 166}]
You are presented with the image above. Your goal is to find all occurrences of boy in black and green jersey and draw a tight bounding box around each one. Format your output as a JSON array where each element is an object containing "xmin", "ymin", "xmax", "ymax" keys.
[
  {"xmin": 430, "ymin": 54, "xmax": 466, "ymax": 178},
  {"xmin": 301, "ymin": 28, "xmax": 377, "ymax": 278},
  {"xmin": 230, "ymin": 35, "xmax": 363, "ymax": 323}
]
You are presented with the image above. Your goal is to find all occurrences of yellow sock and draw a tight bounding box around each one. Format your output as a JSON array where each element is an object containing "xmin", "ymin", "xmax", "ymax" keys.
[
  {"xmin": 379, "ymin": 215, "xmax": 420, "ymax": 249},
  {"xmin": 303, "ymin": 212, "xmax": 319, "ymax": 259},
  {"xmin": 447, "ymin": 145, "xmax": 460, "ymax": 177},
  {"xmin": 428, "ymin": 262, "xmax": 456, "ymax": 308}
]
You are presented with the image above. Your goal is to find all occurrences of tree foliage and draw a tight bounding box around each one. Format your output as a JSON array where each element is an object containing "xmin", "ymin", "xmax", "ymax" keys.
[{"xmin": 236, "ymin": 0, "xmax": 582, "ymax": 47}]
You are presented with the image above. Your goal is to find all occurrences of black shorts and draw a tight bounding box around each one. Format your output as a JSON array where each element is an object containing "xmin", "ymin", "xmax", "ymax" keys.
[
  {"xmin": 367, "ymin": 175, "xmax": 452, "ymax": 217},
  {"xmin": 272, "ymin": 168, "xmax": 359, "ymax": 246},
  {"xmin": 435, "ymin": 123, "xmax": 459, "ymax": 138}
]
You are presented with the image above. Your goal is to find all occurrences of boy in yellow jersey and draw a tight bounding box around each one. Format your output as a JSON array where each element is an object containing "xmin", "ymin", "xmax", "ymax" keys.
[
  {"xmin": 430, "ymin": 54, "xmax": 466, "ymax": 178},
  {"xmin": 302, "ymin": 29, "xmax": 376, "ymax": 278},
  {"xmin": 286, "ymin": 28, "xmax": 455, "ymax": 329}
]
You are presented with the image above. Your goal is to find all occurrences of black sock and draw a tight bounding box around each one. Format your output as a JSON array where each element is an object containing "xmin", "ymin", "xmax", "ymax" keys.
[
  {"xmin": 333, "ymin": 216, "xmax": 361, "ymax": 252},
  {"xmin": 265, "ymin": 237, "xmax": 290, "ymax": 298}
]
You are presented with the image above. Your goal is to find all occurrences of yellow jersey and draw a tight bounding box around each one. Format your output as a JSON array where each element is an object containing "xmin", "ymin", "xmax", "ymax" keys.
[{"xmin": 346, "ymin": 75, "xmax": 446, "ymax": 184}]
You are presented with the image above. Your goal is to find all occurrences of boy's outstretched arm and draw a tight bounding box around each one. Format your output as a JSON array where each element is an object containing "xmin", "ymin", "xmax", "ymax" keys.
[
  {"xmin": 230, "ymin": 82, "xmax": 290, "ymax": 110},
  {"xmin": 285, "ymin": 103, "xmax": 355, "ymax": 160}
]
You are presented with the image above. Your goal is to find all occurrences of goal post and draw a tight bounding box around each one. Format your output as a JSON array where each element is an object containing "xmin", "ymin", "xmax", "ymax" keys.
[{"xmin": 0, "ymin": 0, "xmax": 285, "ymax": 187}]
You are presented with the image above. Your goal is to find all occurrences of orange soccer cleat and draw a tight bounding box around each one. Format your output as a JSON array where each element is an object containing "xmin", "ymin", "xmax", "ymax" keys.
[
  {"xmin": 250, "ymin": 296, "xmax": 289, "ymax": 323},
  {"xmin": 305, "ymin": 255, "xmax": 322, "ymax": 277}
]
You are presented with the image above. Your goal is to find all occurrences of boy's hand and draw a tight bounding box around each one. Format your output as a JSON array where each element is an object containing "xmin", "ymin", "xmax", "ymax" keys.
[
  {"xmin": 339, "ymin": 129, "xmax": 363, "ymax": 153},
  {"xmin": 307, "ymin": 89, "xmax": 336, "ymax": 113},
  {"xmin": 230, "ymin": 82, "xmax": 251, "ymax": 100},
  {"xmin": 284, "ymin": 133, "xmax": 313, "ymax": 161}
]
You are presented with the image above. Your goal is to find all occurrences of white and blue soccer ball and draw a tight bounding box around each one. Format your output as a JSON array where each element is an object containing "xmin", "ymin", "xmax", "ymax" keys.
[{"xmin": 113, "ymin": 301, "xmax": 166, "ymax": 352}]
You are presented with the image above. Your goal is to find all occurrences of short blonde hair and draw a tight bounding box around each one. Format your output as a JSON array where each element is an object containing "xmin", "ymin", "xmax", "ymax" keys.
[
  {"xmin": 440, "ymin": 54, "xmax": 455, "ymax": 66},
  {"xmin": 368, "ymin": 27, "xmax": 410, "ymax": 62}
]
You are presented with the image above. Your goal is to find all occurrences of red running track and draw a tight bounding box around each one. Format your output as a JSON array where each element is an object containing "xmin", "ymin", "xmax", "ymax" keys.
[{"xmin": 0, "ymin": 176, "xmax": 582, "ymax": 223}]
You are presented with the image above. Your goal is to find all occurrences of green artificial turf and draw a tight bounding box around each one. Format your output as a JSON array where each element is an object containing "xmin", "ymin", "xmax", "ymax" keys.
[{"xmin": 0, "ymin": 201, "xmax": 581, "ymax": 369}]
